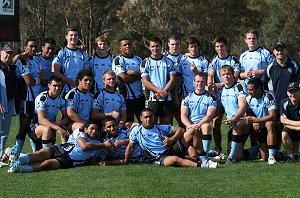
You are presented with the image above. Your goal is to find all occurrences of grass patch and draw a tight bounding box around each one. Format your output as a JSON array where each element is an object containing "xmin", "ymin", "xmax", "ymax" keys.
[{"xmin": 1, "ymin": 117, "xmax": 300, "ymax": 197}]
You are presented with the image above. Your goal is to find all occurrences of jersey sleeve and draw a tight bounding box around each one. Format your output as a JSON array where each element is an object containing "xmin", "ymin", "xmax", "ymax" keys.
[
  {"xmin": 129, "ymin": 126, "xmax": 139, "ymax": 143},
  {"xmin": 83, "ymin": 51, "xmax": 89, "ymax": 67},
  {"xmin": 208, "ymin": 96, "xmax": 217, "ymax": 109},
  {"xmin": 92, "ymin": 92, "xmax": 102, "ymax": 110},
  {"xmin": 16, "ymin": 60, "xmax": 30, "ymax": 76},
  {"xmin": 113, "ymin": 56, "xmax": 126, "ymax": 75},
  {"xmin": 236, "ymin": 83, "xmax": 246, "ymax": 98},
  {"xmin": 181, "ymin": 94, "xmax": 190, "ymax": 109},
  {"xmin": 159, "ymin": 124, "xmax": 174, "ymax": 136},
  {"xmin": 266, "ymin": 93, "xmax": 277, "ymax": 111},
  {"xmin": 52, "ymin": 49, "xmax": 64, "ymax": 66},
  {"xmin": 65, "ymin": 90, "xmax": 78, "ymax": 110},
  {"xmin": 140, "ymin": 59, "xmax": 149, "ymax": 77},
  {"xmin": 35, "ymin": 94, "xmax": 47, "ymax": 111}
]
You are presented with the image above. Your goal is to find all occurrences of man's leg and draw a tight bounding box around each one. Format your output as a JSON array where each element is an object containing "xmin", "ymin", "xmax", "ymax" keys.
[
  {"xmin": 282, "ymin": 131, "xmax": 294, "ymax": 162},
  {"xmin": 212, "ymin": 105, "xmax": 224, "ymax": 153},
  {"xmin": 265, "ymin": 121, "xmax": 277, "ymax": 163},
  {"xmin": 200, "ymin": 123, "xmax": 212, "ymax": 161},
  {"xmin": 35, "ymin": 125, "xmax": 53, "ymax": 148}
]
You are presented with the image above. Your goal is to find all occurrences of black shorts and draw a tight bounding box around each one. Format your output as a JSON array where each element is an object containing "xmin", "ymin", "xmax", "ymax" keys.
[
  {"xmin": 126, "ymin": 95, "xmax": 146, "ymax": 114},
  {"xmin": 28, "ymin": 125, "xmax": 43, "ymax": 151},
  {"xmin": 20, "ymin": 101, "xmax": 35, "ymax": 118},
  {"xmin": 49, "ymin": 144, "xmax": 74, "ymax": 169},
  {"xmin": 257, "ymin": 126, "xmax": 268, "ymax": 144},
  {"xmin": 156, "ymin": 139, "xmax": 187, "ymax": 166},
  {"xmin": 283, "ymin": 127, "xmax": 300, "ymax": 142},
  {"xmin": 147, "ymin": 101, "xmax": 174, "ymax": 117}
]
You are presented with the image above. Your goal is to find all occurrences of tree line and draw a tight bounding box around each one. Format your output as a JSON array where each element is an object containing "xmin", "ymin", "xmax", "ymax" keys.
[{"xmin": 11, "ymin": 0, "xmax": 300, "ymax": 60}]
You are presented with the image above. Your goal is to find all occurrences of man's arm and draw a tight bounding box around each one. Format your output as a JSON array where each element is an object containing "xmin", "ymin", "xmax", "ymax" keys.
[
  {"xmin": 67, "ymin": 108, "xmax": 85, "ymax": 123},
  {"xmin": 118, "ymin": 109, "xmax": 127, "ymax": 128},
  {"xmin": 52, "ymin": 63, "xmax": 76, "ymax": 87},
  {"xmin": 117, "ymin": 71, "xmax": 141, "ymax": 84},
  {"xmin": 245, "ymin": 109, "xmax": 276, "ymax": 124},
  {"xmin": 141, "ymin": 76, "xmax": 161, "ymax": 93},
  {"xmin": 180, "ymin": 108, "xmax": 193, "ymax": 128},
  {"xmin": 224, "ymin": 96, "xmax": 247, "ymax": 125},
  {"xmin": 91, "ymin": 108, "xmax": 120, "ymax": 120},
  {"xmin": 124, "ymin": 142, "xmax": 137, "ymax": 164},
  {"xmin": 164, "ymin": 126, "xmax": 185, "ymax": 146},
  {"xmin": 196, "ymin": 107, "xmax": 216, "ymax": 128},
  {"xmin": 77, "ymin": 137, "xmax": 112, "ymax": 151}
]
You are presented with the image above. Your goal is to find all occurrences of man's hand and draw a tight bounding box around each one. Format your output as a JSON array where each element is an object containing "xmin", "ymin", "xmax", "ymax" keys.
[
  {"xmin": 113, "ymin": 140, "xmax": 124, "ymax": 149},
  {"xmin": 163, "ymin": 136, "xmax": 173, "ymax": 146},
  {"xmin": 103, "ymin": 139, "xmax": 113, "ymax": 149}
]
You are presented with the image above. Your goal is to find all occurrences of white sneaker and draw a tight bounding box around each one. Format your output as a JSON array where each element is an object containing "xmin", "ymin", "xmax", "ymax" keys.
[
  {"xmin": 7, "ymin": 160, "xmax": 22, "ymax": 173},
  {"xmin": 268, "ymin": 157, "xmax": 276, "ymax": 165},
  {"xmin": 208, "ymin": 156, "xmax": 221, "ymax": 162},
  {"xmin": 201, "ymin": 159, "xmax": 219, "ymax": 168}
]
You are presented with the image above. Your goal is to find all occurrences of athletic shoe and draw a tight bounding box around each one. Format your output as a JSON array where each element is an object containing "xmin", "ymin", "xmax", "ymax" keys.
[
  {"xmin": 0, "ymin": 161, "xmax": 9, "ymax": 168},
  {"xmin": 201, "ymin": 159, "xmax": 219, "ymax": 168},
  {"xmin": 7, "ymin": 160, "xmax": 21, "ymax": 173},
  {"xmin": 225, "ymin": 157, "xmax": 236, "ymax": 165},
  {"xmin": 268, "ymin": 157, "xmax": 276, "ymax": 165},
  {"xmin": 208, "ymin": 147, "xmax": 221, "ymax": 157},
  {"xmin": 208, "ymin": 156, "xmax": 221, "ymax": 162},
  {"xmin": 286, "ymin": 156, "xmax": 296, "ymax": 163},
  {"xmin": 9, "ymin": 145, "xmax": 20, "ymax": 165}
]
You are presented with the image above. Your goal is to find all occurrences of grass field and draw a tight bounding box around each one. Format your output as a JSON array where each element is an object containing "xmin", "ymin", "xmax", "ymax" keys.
[{"xmin": 1, "ymin": 117, "xmax": 300, "ymax": 197}]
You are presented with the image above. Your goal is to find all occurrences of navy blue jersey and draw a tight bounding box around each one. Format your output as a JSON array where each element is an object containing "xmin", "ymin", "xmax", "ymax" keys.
[
  {"xmin": 264, "ymin": 57, "xmax": 300, "ymax": 107},
  {"xmin": 280, "ymin": 98, "xmax": 300, "ymax": 121}
]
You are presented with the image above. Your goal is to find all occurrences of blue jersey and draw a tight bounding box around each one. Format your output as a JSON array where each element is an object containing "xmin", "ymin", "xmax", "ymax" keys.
[
  {"xmin": 67, "ymin": 133, "xmax": 107, "ymax": 166},
  {"xmin": 181, "ymin": 91, "xmax": 216, "ymax": 124},
  {"xmin": 34, "ymin": 53, "xmax": 55, "ymax": 92},
  {"xmin": 92, "ymin": 89, "xmax": 126, "ymax": 122},
  {"xmin": 240, "ymin": 47, "xmax": 272, "ymax": 81},
  {"xmin": 177, "ymin": 55, "xmax": 208, "ymax": 97},
  {"xmin": 16, "ymin": 57, "xmax": 42, "ymax": 101},
  {"xmin": 141, "ymin": 56, "xmax": 176, "ymax": 101},
  {"xmin": 89, "ymin": 54, "xmax": 114, "ymax": 92},
  {"xmin": 52, "ymin": 47, "xmax": 89, "ymax": 92},
  {"xmin": 35, "ymin": 91, "xmax": 67, "ymax": 122},
  {"xmin": 129, "ymin": 124, "xmax": 173, "ymax": 159},
  {"xmin": 104, "ymin": 127, "xmax": 143, "ymax": 161},
  {"xmin": 246, "ymin": 91, "xmax": 276, "ymax": 118},
  {"xmin": 166, "ymin": 53, "xmax": 183, "ymax": 66},
  {"xmin": 112, "ymin": 54, "xmax": 143, "ymax": 99},
  {"xmin": 65, "ymin": 87, "xmax": 93, "ymax": 122},
  {"xmin": 220, "ymin": 83, "xmax": 246, "ymax": 119},
  {"xmin": 209, "ymin": 55, "xmax": 240, "ymax": 83}
]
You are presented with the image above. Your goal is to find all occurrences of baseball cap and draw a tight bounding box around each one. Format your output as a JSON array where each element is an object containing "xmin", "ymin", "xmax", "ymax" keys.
[
  {"xmin": 287, "ymin": 82, "xmax": 300, "ymax": 92},
  {"xmin": 1, "ymin": 44, "xmax": 14, "ymax": 53},
  {"xmin": 273, "ymin": 41, "xmax": 287, "ymax": 49}
]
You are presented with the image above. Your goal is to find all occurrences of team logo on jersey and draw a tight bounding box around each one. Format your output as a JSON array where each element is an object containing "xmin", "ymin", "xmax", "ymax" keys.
[{"xmin": 150, "ymin": 65, "xmax": 155, "ymax": 71}]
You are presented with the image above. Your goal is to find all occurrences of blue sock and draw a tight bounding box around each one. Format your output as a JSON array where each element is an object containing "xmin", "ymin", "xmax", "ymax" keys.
[
  {"xmin": 19, "ymin": 153, "xmax": 29, "ymax": 165},
  {"xmin": 202, "ymin": 139, "xmax": 211, "ymax": 160},
  {"xmin": 268, "ymin": 148, "xmax": 276, "ymax": 158},
  {"xmin": 229, "ymin": 141, "xmax": 240, "ymax": 159},
  {"xmin": 15, "ymin": 139, "xmax": 24, "ymax": 151},
  {"xmin": 20, "ymin": 165, "xmax": 33, "ymax": 173}
]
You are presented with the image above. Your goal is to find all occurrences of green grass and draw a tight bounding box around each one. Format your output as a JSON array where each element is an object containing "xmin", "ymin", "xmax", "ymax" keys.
[{"xmin": 1, "ymin": 117, "xmax": 300, "ymax": 197}]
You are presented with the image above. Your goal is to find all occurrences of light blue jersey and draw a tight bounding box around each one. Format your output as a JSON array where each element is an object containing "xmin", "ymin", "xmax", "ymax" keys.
[
  {"xmin": 35, "ymin": 91, "xmax": 67, "ymax": 122},
  {"xmin": 129, "ymin": 124, "xmax": 173, "ymax": 159},
  {"xmin": 209, "ymin": 55, "xmax": 240, "ymax": 83},
  {"xmin": 112, "ymin": 54, "xmax": 143, "ymax": 99},
  {"xmin": 181, "ymin": 91, "xmax": 216, "ymax": 124},
  {"xmin": 67, "ymin": 128, "xmax": 85, "ymax": 144},
  {"xmin": 92, "ymin": 89, "xmax": 126, "ymax": 123},
  {"xmin": 104, "ymin": 127, "xmax": 143, "ymax": 161},
  {"xmin": 141, "ymin": 56, "xmax": 176, "ymax": 101},
  {"xmin": 34, "ymin": 53, "xmax": 55, "ymax": 92},
  {"xmin": 67, "ymin": 133, "xmax": 107, "ymax": 166},
  {"xmin": 65, "ymin": 87, "xmax": 93, "ymax": 122},
  {"xmin": 166, "ymin": 53, "xmax": 183, "ymax": 67},
  {"xmin": 246, "ymin": 91, "xmax": 276, "ymax": 118},
  {"xmin": 239, "ymin": 47, "xmax": 272, "ymax": 81},
  {"xmin": 177, "ymin": 55, "xmax": 208, "ymax": 97},
  {"xmin": 89, "ymin": 54, "xmax": 114, "ymax": 92},
  {"xmin": 16, "ymin": 57, "xmax": 42, "ymax": 101},
  {"xmin": 52, "ymin": 47, "xmax": 89, "ymax": 92},
  {"xmin": 220, "ymin": 83, "xmax": 246, "ymax": 119}
]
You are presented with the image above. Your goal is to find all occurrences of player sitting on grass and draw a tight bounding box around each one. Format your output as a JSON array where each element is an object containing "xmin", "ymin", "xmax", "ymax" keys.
[
  {"xmin": 124, "ymin": 108, "xmax": 219, "ymax": 168},
  {"xmin": 98, "ymin": 116, "xmax": 143, "ymax": 166},
  {"xmin": 7, "ymin": 120, "xmax": 111, "ymax": 173}
]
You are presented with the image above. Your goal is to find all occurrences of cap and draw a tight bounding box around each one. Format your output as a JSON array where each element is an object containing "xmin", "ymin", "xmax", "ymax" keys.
[
  {"xmin": 273, "ymin": 41, "xmax": 287, "ymax": 49},
  {"xmin": 1, "ymin": 44, "xmax": 14, "ymax": 53},
  {"xmin": 287, "ymin": 82, "xmax": 300, "ymax": 92}
]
